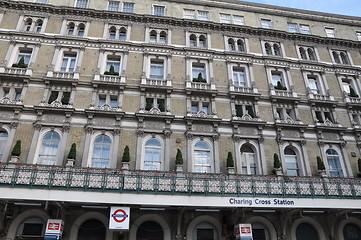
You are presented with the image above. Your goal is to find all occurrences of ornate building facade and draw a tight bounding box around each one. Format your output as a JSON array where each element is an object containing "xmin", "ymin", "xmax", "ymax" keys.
[{"xmin": 0, "ymin": 0, "xmax": 361, "ymax": 239}]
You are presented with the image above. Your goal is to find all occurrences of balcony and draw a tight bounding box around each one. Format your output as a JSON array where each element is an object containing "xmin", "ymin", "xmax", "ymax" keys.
[
  {"xmin": 93, "ymin": 74, "xmax": 125, "ymax": 84},
  {"xmin": 0, "ymin": 163, "xmax": 360, "ymax": 199},
  {"xmin": 141, "ymin": 78, "xmax": 171, "ymax": 87},
  {"xmin": 0, "ymin": 66, "xmax": 32, "ymax": 76},
  {"xmin": 269, "ymin": 84, "xmax": 298, "ymax": 99},
  {"xmin": 46, "ymin": 71, "xmax": 79, "ymax": 80}
]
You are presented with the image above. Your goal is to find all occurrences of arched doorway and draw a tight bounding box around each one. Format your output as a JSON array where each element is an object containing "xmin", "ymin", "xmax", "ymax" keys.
[
  {"xmin": 343, "ymin": 223, "xmax": 361, "ymax": 240},
  {"xmin": 77, "ymin": 219, "xmax": 106, "ymax": 240},
  {"xmin": 136, "ymin": 221, "xmax": 164, "ymax": 240},
  {"xmin": 296, "ymin": 222, "xmax": 319, "ymax": 240}
]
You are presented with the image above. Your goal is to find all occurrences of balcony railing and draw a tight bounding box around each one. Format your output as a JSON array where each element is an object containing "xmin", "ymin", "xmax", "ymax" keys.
[
  {"xmin": 0, "ymin": 67, "xmax": 32, "ymax": 76},
  {"xmin": 0, "ymin": 164, "xmax": 360, "ymax": 199}
]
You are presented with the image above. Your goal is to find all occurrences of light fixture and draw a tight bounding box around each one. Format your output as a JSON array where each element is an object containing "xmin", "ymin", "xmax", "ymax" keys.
[
  {"xmin": 253, "ymin": 210, "xmax": 276, "ymax": 213},
  {"xmin": 302, "ymin": 210, "xmax": 324, "ymax": 213},
  {"xmin": 81, "ymin": 205, "xmax": 108, "ymax": 209},
  {"xmin": 351, "ymin": 211, "xmax": 361, "ymax": 214},
  {"xmin": 195, "ymin": 209, "xmax": 220, "ymax": 212},
  {"xmin": 139, "ymin": 208, "xmax": 165, "ymax": 211},
  {"xmin": 14, "ymin": 202, "xmax": 42, "ymax": 206}
]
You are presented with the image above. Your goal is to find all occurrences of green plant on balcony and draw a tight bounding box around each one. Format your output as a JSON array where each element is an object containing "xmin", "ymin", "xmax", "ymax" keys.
[
  {"xmin": 11, "ymin": 140, "xmax": 21, "ymax": 157},
  {"xmin": 104, "ymin": 65, "xmax": 119, "ymax": 76},
  {"xmin": 349, "ymin": 87, "xmax": 359, "ymax": 98},
  {"xmin": 176, "ymin": 149, "xmax": 183, "ymax": 165},
  {"xmin": 226, "ymin": 152, "xmax": 234, "ymax": 168},
  {"xmin": 122, "ymin": 146, "xmax": 130, "ymax": 162},
  {"xmin": 192, "ymin": 73, "xmax": 207, "ymax": 83},
  {"xmin": 11, "ymin": 57, "xmax": 28, "ymax": 68},
  {"xmin": 67, "ymin": 143, "xmax": 76, "ymax": 160},
  {"xmin": 317, "ymin": 156, "xmax": 325, "ymax": 171},
  {"xmin": 273, "ymin": 153, "xmax": 282, "ymax": 169},
  {"xmin": 274, "ymin": 81, "xmax": 287, "ymax": 91}
]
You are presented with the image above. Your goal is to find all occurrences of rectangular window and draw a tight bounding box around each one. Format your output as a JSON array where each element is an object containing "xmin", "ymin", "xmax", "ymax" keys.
[
  {"xmin": 153, "ymin": 5, "xmax": 165, "ymax": 16},
  {"xmin": 261, "ymin": 19, "xmax": 272, "ymax": 29},
  {"xmin": 191, "ymin": 102, "xmax": 198, "ymax": 114},
  {"xmin": 98, "ymin": 95, "xmax": 106, "ymax": 107},
  {"xmin": 220, "ymin": 14, "xmax": 231, "ymax": 24},
  {"xmin": 61, "ymin": 53, "xmax": 77, "ymax": 72},
  {"xmin": 150, "ymin": 60, "xmax": 164, "ymax": 80},
  {"xmin": 192, "ymin": 64, "xmax": 206, "ymax": 82},
  {"xmin": 16, "ymin": 49, "xmax": 32, "ymax": 65},
  {"xmin": 233, "ymin": 15, "xmax": 244, "ymax": 25},
  {"xmin": 110, "ymin": 96, "xmax": 118, "ymax": 108},
  {"xmin": 123, "ymin": 3, "xmax": 134, "ymax": 13},
  {"xmin": 183, "ymin": 9, "xmax": 195, "ymax": 19},
  {"xmin": 36, "ymin": 0, "xmax": 48, "ymax": 3},
  {"xmin": 300, "ymin": 24, "xmax": 311, "ymax": 34},
  {"xmin": 271, "ymin": 73, "xmax": 283, "ymax": 87},
  {"xmin": 307, "ymin": 77, "xmax": 320, "ymax": 94},
  {"xmin": 76, "ymin": 0, "xmax": 88, "ymax": 8},
  {"xmin": 288, "ymin": 23, "xmax": 298, "ymax": 33},
  {"xmin": 197, "ymin": 11, "xmax": 209, "ymax": 21},
  {"xmin": 325, "ymin": 27, "xmax": 336, "ymax": 38},
  {"xmin": 232, "ymin": 68, "xmax": 246, "ymax": 87},
  {"xmin": 108, "ymin": 1, "xmax": 120, "ymax": 11},
  {"xmin": 105, "ymin": 56, "xmax": 121, "ymax": 75},
  {"xmin": 356, "ymin": 31, "xmax": 361, "ymax": 41}
]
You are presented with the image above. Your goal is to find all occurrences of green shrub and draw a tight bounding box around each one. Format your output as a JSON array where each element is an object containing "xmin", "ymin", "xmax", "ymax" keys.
[
  {"xmin": 273, "ymin": 153, "xmax": 281, "ymax": 169},
  {"xmin": 226, "ymin": 152, "xmax": 234, "ymax": 168},
  {"xmin": 274, "ymin": 81, "xmax": 287, "ymax": 91},
  {"xmin": 317, "ymin": 156, "xmax": 325, "ymax": 171},
  {"xmin": 11, "ymin": 140, "xmax": 21, "ymax": 157},
  {"xmin": 104, "ymin": 65, "xmax": 119, "ymax": 76},
  {"xmin": 122, "ymin": 146, "xmax": 130, "ymax": 162},
  {"xmin": 11, "ymin": 57, "xmax": 28, "ymax": 68},
  {"xmin": 176, "ymin": 149, "xmax": 183, "ymax": 165},
  {"xmin": 192, "ymin": 73, "xmax": 207, "ymax": 83},
  {"xmin": 67, "ymin": 143, "xmax": 76, "ymax": 159}
]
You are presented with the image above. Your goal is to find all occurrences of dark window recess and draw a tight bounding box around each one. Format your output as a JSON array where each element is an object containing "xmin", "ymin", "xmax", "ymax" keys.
[
  {"xmin": 253, "ymin": 229, "xmax": 266, "ymax": 240},
  {"xmin": 324, "ymin": 112, "xmax": 334, "ymax": 123},
  {"xmin": 158, "ymin": 99, "xmax": 165, "ymax": 112},
  {"xmin": 48, "ymin": 91, "xmax": 59, "ymax": 104},
  {"xmin": 197, "ymin": 229, "xmax": 214, "ymax": 240},
  {"xmin": 136, "ymin": 221, "xmax": 163, "ymax": 240},
  {"xmin": 61, "ymin": 92, "xmax": 70, "ymax": 104},
  {"xmin": 315, "ymin": 111, "xmax": 323, "ymax": 123},
  {"xmin": 22, "ymin": 223, "xmax": 43, "ymax": 236},
  {"xmin": 236, "ymin": 105, "xmax": 243, "ymax": 117},
  {"xmin": 246, "ymin": 105, "xmax": 254, "ymax": 117},
  {"xmin": 145, "ymin": 98, "xmax": 153, "ymax": 111}
]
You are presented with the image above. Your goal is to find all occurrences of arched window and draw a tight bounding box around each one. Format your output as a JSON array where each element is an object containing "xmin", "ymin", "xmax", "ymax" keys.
[
  {"xmin": 237, "ymin": 39, "xmax": 245, "ymax": 52},
  {"xmin": 228, "ymin": 39, "xmax": 235, "ymax": 51},
  {"xmin": 333, "ymin": 51, "xmax": 341, "ymax": 64},
  {"xmin": 241, "ymin": 145, "xmax": 256, "ymax": 175},
  {"xmin": 91, "ymin": 135, "xmax": 111, "ymax": 168},
  {"xmin": 299, "ymin": 47, "xmax": 307, "ymax": 60},
  {"xmin": 199, "ymin": 35, "xmax": 207, "ymax": 48},
  {"xmin": 273, "ymin": 43, "xmax": 281, "ymax": 56},
  {"xmin": 264, "ymin": 43, "xmax": 271, "ymax": 55},
  {"xmin": 190, "ymin": 34, "xmax": 197, "ymax": 47},
  {"xmin": 149, "ymin": 30, "xmax": 157, "ymax": 43},
  {"xmin": 77, "ymin": 219, "xmax": 106, "ymax": 240},
  {"xmin": 194, "ymin": 141, "xmax": 211, "ymax": 173},
  {"xmin": 193, "ymin": 222, "xmax": 218, "ymax": 240},
  {"xmin": 159, "ymin": 31, "xmax": 167, "ymax": 44},
  {"xmin": 326, "ymin": 148, "xmax": 344, "ymax": 177},
  {"xmin": 24, "ymin": 18, "xmax": 32, "ymax": 31},
  {"xmin": 78, "ymin": 23, "xmax": 85, "ymax": 36},
  {"xmin": 252, "ymin": 223, "xmax": 270, "ymax": 240},
  {"xmin": 0, "ymin": 130, "xmax": 8, "ymax": 160},
  {"xmin": 17, "ymin": 217, "xmax": 45, "ymax": 238},
  {"xmin": 119, "ymin": 27, "xmax": 127, "ymax": 40},
  {"xmin": 35, "ymin": 19, "xmax": 43, "ymax": 33},
  {"xmin": 343, "ymin": 223, "xmax": 361, "ymax": 240},
  {"xmin": 296, "ymin": 223, "xmax": 319, "ymax": 240},
  {"xmin": 137, "ymin": 221, "xmax": 163, "ymax": 240},
  {"xmin": 38, "ymin": 132, "xmax": 60, "ymax": 165},
  {"xmin": 144, "ymin": 139, "xmax": 162, "ymax": 171},
  {"xmin": 307, "ymin": 48, "xmax": 316, "ymax": 61},
  {"xmin": 284, "ymin": 148, "xmax": 299, "ymax": 176},
  {"xmin": 67, "ymin": 22, "xmax": 75, "ymax": 35},
  {"xmin": 340, "ymin": 52, "xmax": 350, "ymax": 64},
  {"xmin": 109, "ymin": 26, "xmax": 116, "ymax": 39}
]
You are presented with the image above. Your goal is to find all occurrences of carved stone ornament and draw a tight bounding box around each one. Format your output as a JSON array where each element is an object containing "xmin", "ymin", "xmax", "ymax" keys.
[
  {"xmin": 94, "ymin": 104, "xmax": 122, "ymax": 112},
  {"xmin": 136, "ymin": 129, "xmax": 144, "ymax": 137},
  {"xmin": 163, "ymin": 130, "xmax": 172, "ymax": 139},
  {"xmin": 0, "ymin": 97, "xmax": 22, "ymax": 105},
  {"xmin": 185, "ymin": 132, "xmax": 193, "ymax": 140}
]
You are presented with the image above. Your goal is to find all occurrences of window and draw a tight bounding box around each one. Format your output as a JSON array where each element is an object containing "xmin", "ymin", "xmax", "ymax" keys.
[
  {"xmin": 193, "ymin": 223, "xmax": 217, "ymax": 240},
  {"xmin": 296, "ymin": 223, "xmax": 319, "ymax": 240},
  {"xmin": 252, "ymin": 223, "xmax": 271, "ymax": 240},
  {"xmin": 189, "ymin": 33, "xmax": 207, "ymax": 48},
  {"xmin": 261, "ymin": 19, "xmax": 272, "ymax": 29},
  {"xmin": 220, "ymin": 14, "xmax": 231, "ymax": 24},
  {"xmin": 342, "ymin": 78, "xmax": 359, "ymax": 98},
  {"xmin": 183, "ymin": 9, "xmax": 195, "ymax": 19},
  {"xmin": 145, "ymin": 98, "xmax": 165, "ymax": 112},
  {"xmin": 0, "ymin": 130, "xmax": 8, "ymax": 159},
  {"xmin": 325, "ymin": 27, "xmax": 336, "ymax": 38},
  {"xmin": 307, "ymin": 76, "xmax": 320, "ymax": 94},
  {"xmin": 66, "ymin": 21, "xmax": 86, "ymax": 36},
  {"xmin": 235, "ymin": 104, "xmax": 255, "ymax": 118},
  {"xmin": 144, "ymin": 139, "xmax": 162, "ymax": 171},
  {"xmin": 105, "ymin": 56, "xmax": 120, "ymax": 75},
  {"xmin": 91, "ymin": 135, "xmax": 111, "ymax": 168},
  {"xmin": 17, "ymin": 217, "xmax": 45, "ymax": 237},
  {"xmin": 35, "ymin": 19, "xmax": 43, "ymax": 32},
  {"xmin": 108, "ymin": 26, "xmax": 127, "ymax": 40},
  {"xmin": 192, "ymin": 63, "xmax": 206, "ymax": 82},
  {"xmin": 241, "ymin": 145, "xmax": 256, "ymax": 174},
  {"xmin": 326, "ymin": 149, "xmax": 344, "ymax": 177},
  {"xmin": 61, "ymin": 53, "xmax": 77, "ymax": 72},
  {"xmin": 315, "ymin": 110, "xmax": 335, "ymax": 124},
  {"xmin": 67, "ymin": 22, "xmax": 75, "ymax": 35},
  {"xmin": 197, "ymin": 11, "xmax": 209, "ymax": 21},
  {"xmin": 233, "ymin": 15, "xmax": 244, "ymax": 25},
  {"xmin": 232, "ymin": 68, "xmax": 246, "ymax": 87},
  {"xmin": 194, "ymin": 141, "xmax": 211, "ymax": 173},
  {"xmin": 191, "ymin": 101, "xmax": 209, "ymax": 114},
  {"xmin": 13, "ymin": 49, "xmax": 32, "ymax": 67},
  {"xmin": 36, "ymin": 0, "xmax": 48, "ymax": 3},
  {"xmin": 227, "ymin": 38, "xmax": 245, "ymax": 52},
  {"xmin": 108, "ymin": 1, "xmax": 120, "ymax": 11},
  {"xmin": 123, "ymin": 3, "xmax": 134, "ymax": 13},
  {"xmin": 37, "ymin": 132, "xmax": 60, "ymax": 165},
  {"xmin": 332, "ymin": 50, "xmax": 350, "ymax": 64},
  {"xmin": 150, "ymin": 60, "xmax": 164, "ymax": 80},
  {"xmin": 271, "ymin": 72, "xmax": 287, "ymax": 90},
  {"xmin": 24, "ymin": 18, "xmax": 32, "ymax": 31},
  {"xmin": 288, "ymin": 23, "xmax": 298, "ymax": 33},
  {"xmin": 77, "ymin": 23, "xmax": 85, "ymax": 36},
  {"xmin": 153, "ymin": 5, "xmax": 165, "ymax": 16},
  {"xmin": 276, "ymin": 107, "xmax": 296, "ymax": 122},
  {"xmin": 264, "ymin": 42, "xmax": 282, "ymax": 56},
  {"xmin": 356, "ymin": 31, "xmax": 361, "ymax": 41},
  {"xmin": 299, "ymin": 47, "xmax": 317, "ymax": 61},
  {"xmin": 97, "ymin": 93, "xmax": 118, "ymax": 108},
  {"xmin": 23, "ymin": 17, "xmax": 44, "ymax": 32},
  {"xmin": 300, "ymin": 24, "xmax": 311, "ymax": 34},
  {"xmin": 148, "ymin": 29, "xmax": 167, "ymax": 44},
  {"xmin": 76, "ymin": 0, "xmax": 88, "ymax": 8},
  {"xmin": 47, "ymin": 90, "xmax": 71, "ymax": 105},
  {"xmin": 284, "ymin": 148, "xmax": 299, "ymax": 176},
  {"xmin": 343, "ymin": 223, "xmax": 361, "ymax": 240}
]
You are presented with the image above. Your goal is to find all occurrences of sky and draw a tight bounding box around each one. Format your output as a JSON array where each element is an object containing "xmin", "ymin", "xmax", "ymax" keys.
[{"xmin": 242, "ymin": 0, "xmax": 361, "ymax": 17}]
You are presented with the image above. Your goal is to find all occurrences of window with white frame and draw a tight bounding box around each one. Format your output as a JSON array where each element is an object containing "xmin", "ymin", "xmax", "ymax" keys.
[
  {"xmin": 325, "ymin": 148, "xmax": 344, "ymax": 177},
  {"xmin": 284, "ymin": 148, "xmax": 299, "ymax": 176},
  {"xmin": 1, "ymin": 84, "xmax": 23, "ymax": 102},
  {"xmin": 315, "ymin": 109, "xmax": 335, "ymax": 124},
  {"xmin": 47, "ymin": 89, "xmax": 71, "ymax": 105},
  {"xmin": 191, "ymin": 101, "xmax": 210, "ymax": 114},
  {"xmin": 232, "ymin": 67, "xmax": 246, "ymax": 87},
  {"xmin": 288, "ymin": 23, "xmax": 298, "ymax": 33},
  {"xmin": 271, "ymin": 71, "xmax": 287, "ymax": 90},
  {"xmin": 60, "ymin": 53, "xmax": 77, "ymax": 72},
  {"xmin": 332, "ymin": 50, "xmax": 350, "ymax": 65},
  {"xmin": 23, "ymin": 17, "xmax": 44, "ymax": 32},
  {"xmin": 108, "ymin": 25, "xmax": 127, "ymax": 40},
  {"xmin": 288, "ymin": 23, "xmax": 311, "ymax": 34},
  {"xmin": 325, "ymin": 27, "xmax": 336, "ymax": 38},
  {"xmin": 194, "ymin": 141, "xmax": 212, "ymax": 173},
  {"xmin": 189, "ymin": 33, "xmax": 207, "ymax": 48},
  {"xmin": 91, "ymin": 135, "xmax": 111, "ymax": 168},
  {"xmin": 220, "ymin": 13, "xmax": 231, "ymax": 24},
  {"xmin": 123, "ymin": 3, "xmax": 134, "ymax": 13},
  {"xmin": 192, "ymin": 63, "xmax": 207, "ymax": 82},
  {"xmin": 356, "ymin": 31, "xmax": 361, "ymax": 41},
  {"xmin": 66, "ymin": 21, "xmax": 86, "ymax": 36},
  {"xmin": 17, "ymin": 217, "xmax": 45, "ymax": 237},
  {"xmin": 145, "ymin": 97, "xmax": 165, "ymax": 112},
  {"xmin": 264, "ymin": 42, "xmax": 282, "ymax": 56},
  {"xmin": 276, "ymin": 107, "xmax": 296, "ymax": 121},
  {"xmin": 144, "ymin": 138, "xmax": 162, "ymax": 171},
  {"xmin": 233, "ymin": 15, "xmax": 244, "ymax": 25},
  {"xmin": 227, "ymin": 38, "xmax": 245, "ymax": 52},
  {"xmin": 197, "ymin": 11, "xmax": 209, "ymax": 21},
  {"xmin": 36, "ymin": 0, "xmax": 48, "ymax": 3},
  {"xmin": 351, "ymin": 111, "xmax": 361, "ymax": 126},
  {"xmin": 12, "ymin": 48, "xmax": 32, "ymax": 68},
  {"xmin": 37, "ymin": 131, "xmax": 61, "ymax": 165},
  {"xmin": 108, "ymin": 1, "xmax": 120, "ymax": 11},
  {"xmin": 98, "ymin": 93, "xmax": 118, "ymax": 108},
  {"xmin": 183, "ymin": 9, "xmax": 195, "ymax": 19},
  {"xmin": 0, "ymin": 130, "xmax": 8, "ymax": 160},
  {"xmin": 300, "ymin": 24, "xmax": 311, "ymax": 34},
  {"xmin": 76, "ymin": 0, "xmax": 88, "ymax": 8},
  {"xmin": 261, "ymin": 19, "xmax": 272, "ymax": 29},
  {"xmin": 235, "ymin": 104, "xmax": 255, "ymax": 118},
  {"xmin": 153, "ymin": 5, "xmax": 165, "ymax": 16},
  {"xmin": 299, "ymin": 46, "xmax": 317, "ymax": 61},
  {"xmin": 240, "ymin": 145, "xmax": 256, "ymax": 175},
  {"xmin": 148, "ymin": 29, "xmax": 167, "ymax": 44},
  {"xmin": 307, "ymin": 75, "xmax": 321, "ymax": 94},
  {"xmin": 149, "ymin": 59, "xmax": 164, "ymax": 80},
  {"xmin": 104, "ymin": 55, "xmax": 121, "ymax": 75},
  {"xmin": 341, "ymin": 77, "xmax": 359, "ymax": 98}
]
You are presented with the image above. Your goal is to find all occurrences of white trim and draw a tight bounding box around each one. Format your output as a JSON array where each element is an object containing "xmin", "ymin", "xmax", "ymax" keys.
[
  {"xmin": 32, "ymin": 128, "xmax": 64, "ymax": 165},
  {"xmin": 86, "ymin": 131, "xmax": 115, "ymax": 168},
  {"xmin": 280, "ymin": 142, "xmax": 305, "ymax": 176},
  {"xmin": 139, "ymin": 135, "xmax": 165, "ymax": 171},
  {"xmin": 235, "ymin": 140, "xmax": 261, "ymax": 175},
  {"xmin": 189, "ymin": 137, "xmax": 215, "ymax": 173},
  {"xmin": 321, "ymin": 145, "xmax": 348, "ymax": 178}
]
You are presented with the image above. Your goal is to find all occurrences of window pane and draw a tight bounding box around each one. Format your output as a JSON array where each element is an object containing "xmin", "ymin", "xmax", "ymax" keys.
[
  {"xmin": 308, "ymin": 77, "xmax": 319, "ymax": 94},
  {"xmin": 17, "ymin": 50, "xmax": 32, "ymax": 65},
  {"xmin": 123, "ymin": 3, "xmax": 134, "ymax": 13},
  {"xmin": 325, "ymin": 27, "xmax": 336, "ymax": 37},
  {"xmin": 192, "ymin": 65, "xmax": 206, "ymax": 80},
  {"xmin": 300, "ymin": 24, "xmax": 311, "ymax": 34},
  {"xmin": 233, "ymin": 69, "xmax": 246, "ymax": 87},
  {"xmin": 106, "ymin": 57, "xmax": 121, "ymax": 73},
  {"xmin": 271, "ymin": 73, "xmax": 282, "ymax": 86},
  {"xmin": 153, "ymin": 5, "xmax": 165, "ymax": 16},
  {"xmin": 343, "ymin": 223, "xmax": 361, "ymax": 240},
  {"xmin": 92, "ymin": 135, "xmax": 111, "ymax": 168},
  {"xmin": 198, "ymin": 11, "xmax": 209, "ymax": 21},
  {"xmin": 144, "ymin": 139, "xmax": 161, "ymax": 171},
  {"xmin": 184, "ymin": 9, "xmax": 195, "ymax": 19},
  {"xmin": 233, "ymin": 15, "xmax": 244, "ymax": 25},
  {"xmin": 38, "ymin": 132, "xmax": 60, "ymax": 165},
  {"xmin": 0, "ymin": 131, "xmax": 8, "ymax": 159},
  {"xmin": 76, "ymin": 0, "xmax": 88, "ymax": 8},
  {"xmin": 261, "ymin": 19, "xmax": 272, "ymax": 29},
  {"xmin": 36, "ymin": 0, "xmax": 48, "ymax": 3},
  {"xmin": 288, "ymin": 23, "xmax": 298, "ymax": 33},
  {"xmin": 150, "ymin": 61, "xmax": 164, "ymax": 79},
  {"xmin": 108, "ymin": 1, "xmax": 119, "ymax": 11},
  {"xmin": 296, "ymin": 223, "xmax": 319, "ymax": 240},
  {"xmin": 220, "ymin": 14, "xmax": 231, "ymax": 24}
]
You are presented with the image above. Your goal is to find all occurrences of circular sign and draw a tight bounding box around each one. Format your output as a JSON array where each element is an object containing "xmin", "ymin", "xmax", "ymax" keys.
[{"xmin": 111, "ymin": 209, "xmax": 128, "ymax": 223}]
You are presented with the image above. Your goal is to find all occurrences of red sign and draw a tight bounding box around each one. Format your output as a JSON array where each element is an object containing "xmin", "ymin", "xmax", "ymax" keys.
[
  {"xmin": 241, "ymin": 226, "xmax": 251, "ymax": 234},
  {"xmin": 47, "ymin": 223, "xmax": 60, "ymax": 231},
  {"xmin": 112, "ymin": 209, "xmax": 128, "ymax": 223}
]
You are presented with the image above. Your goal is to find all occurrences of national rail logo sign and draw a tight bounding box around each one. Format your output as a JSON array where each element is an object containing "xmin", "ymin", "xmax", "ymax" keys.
[{"xmin": 109, "ymin": 207, "xmax": 130, "ymax": 230}]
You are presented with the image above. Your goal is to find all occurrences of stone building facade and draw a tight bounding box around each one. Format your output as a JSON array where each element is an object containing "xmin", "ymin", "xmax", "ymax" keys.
[{"xmin": 0, "ymin": 0, "xmax": 360, "ymax": 239}]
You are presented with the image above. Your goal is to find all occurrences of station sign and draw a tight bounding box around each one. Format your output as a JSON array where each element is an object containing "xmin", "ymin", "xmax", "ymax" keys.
[
  {"xmin": 235, "ymin": 224, "xmax": 253, "ymax": 240},
  {"xmin": 45, "ymin": 219, "xmax": 64, "ymax": 235},
  {"xmin": 109, "ymin": 206, "xmax": 130, "ymax": 230}
]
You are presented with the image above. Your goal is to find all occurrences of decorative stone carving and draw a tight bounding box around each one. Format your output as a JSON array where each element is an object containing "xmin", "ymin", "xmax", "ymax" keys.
[
  {"xmin": 0, "ymin": 112, "xmax": 13, "ymax": 119},
  {"xmin": 163, "ymin": 130, "xmax": 172, "ymax": 139},
  {"xmin": 192, "ymin": 125, "xmax": 213, "ymax": 132},
  {"xmin": 282, "ymin": 130, "xmax": 300, "ymax": 138},
  {"xmin": 239, "ymin": 127, "xmax": 257, "ymax": 136},
  {"xmin": 323, "ymin": 132, "xmax": 339, "ymax": 141},
  {"xmin": 185, "ymin": 132, "xmax": 193, "ymax": 140},
  {"xmin": 93, "ymin": 118, "xmax": 114, "ymax": 126},
  {"xmin": 145, "ymin": 121, "xmax": 165, "ymax": 130},
  {"xmin": 136, "ymin": 130, "xmax": 144, "ymax": 137}
]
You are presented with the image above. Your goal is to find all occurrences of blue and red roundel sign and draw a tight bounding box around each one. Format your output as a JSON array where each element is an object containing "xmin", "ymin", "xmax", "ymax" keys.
[{"xmin": 109, "ymin": 207, "xmax": 130, "ymax": 229}]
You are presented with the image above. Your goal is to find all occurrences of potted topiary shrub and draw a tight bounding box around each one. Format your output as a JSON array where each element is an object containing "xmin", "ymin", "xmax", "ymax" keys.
[
  {"xmin": 104, "ymin": 65, "xmax": 119, "ymax": 76},
  {"xmin": 317, "ymin": 156, "xmax": 327, "ymax": 177},
  {"xmin": 66, "ymin": 143, "xmax": 76, "ymax": 167},
  {"xmin": 10, "ymin": 140, "xmax": 21, "ymax": 163},
  {"xmin": 175, "ymin": 149, "xmax": 183, "ymax": 173},
  {"xmin": 121, "ymin": 146, "xmax": 130, "ymax": 170},
  {"xmin": 192, "ymin": 73, "xmax": 207, "ymax": 83},
  {"xmin": 274, "ymin": 81, "xmax": 287, "ymax": 91},
  {"xmin": 273, "ymin": 153, "xmax": 283, "ymax": 176},
  {"xmin": 11, "ymin": 57, "xmax": 28, "ymax": 68},
  {"xmin": 226, "ymin": 152, "xmax": 235, "ymax": 174}
]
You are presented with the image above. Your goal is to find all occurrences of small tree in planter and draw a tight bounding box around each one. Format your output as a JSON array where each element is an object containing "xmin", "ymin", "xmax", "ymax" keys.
[
  {"xmin": 12, "ymin": 57, "xmax": 28, "ymax": 68},
  {"xmin": 121, "ymin": 146, "xmax": 130, "ymax": 170},
  {"xmin": 10, "ymin": 140, "xmax": 21, "ymax": 163},
  {"xmin": 273, "ymin": 153, "xmax": 282, "ymax": 176},
  {"xmin": 175, "ymin": 149, "xmax": 183, "ymax": 173},
  {"xmin": 226, "ymin": 152, "xmax": 235, "ymax": 174},
  {"xmin": 317, "ymin": 156, "xmax": 327, "ymax": 177},
  {"xmin": 104, "ymin": 65, "xmax": 119, "ymax": 76},
  {"xmin": 192, "ymin": 73, "xmax": 207, "ymax": 83},
  {"xmin": 274, "ymin": 81, "xmax": 287, "ymax": 91},
  {"xmin": 66, "ymin": 143, "xmax": 76, "ymax": 167}
]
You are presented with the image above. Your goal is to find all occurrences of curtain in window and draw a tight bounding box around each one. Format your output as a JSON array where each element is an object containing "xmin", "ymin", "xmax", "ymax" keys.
[{"xmin": 38, "ymin": 132, "xmax": 60, "ymax": 165}]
